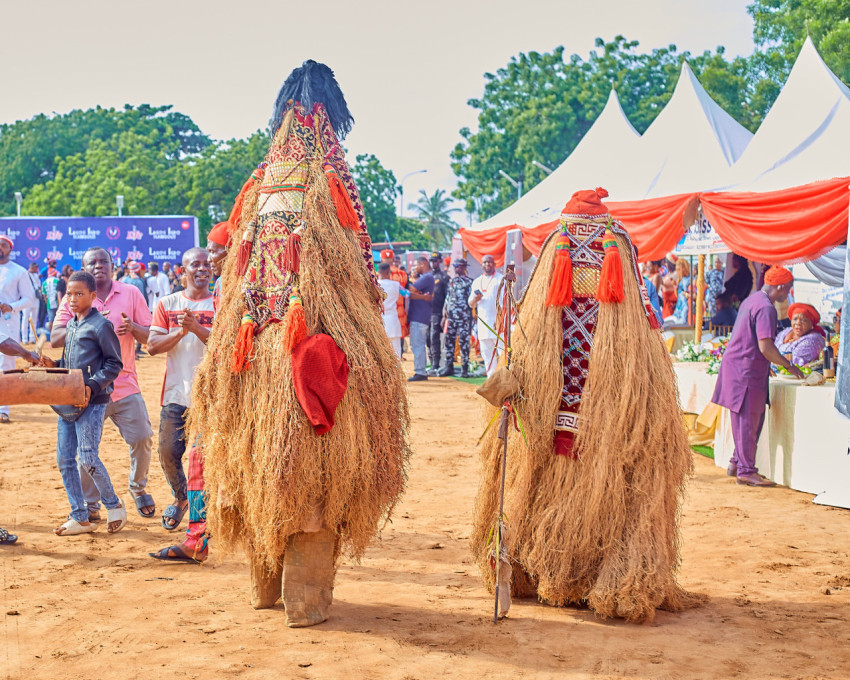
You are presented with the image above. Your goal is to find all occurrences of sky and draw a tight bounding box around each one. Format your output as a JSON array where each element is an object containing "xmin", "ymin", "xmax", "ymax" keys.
[{"xmin": 0, "ymin": 0, "xmax": 755, "ymax": 220}]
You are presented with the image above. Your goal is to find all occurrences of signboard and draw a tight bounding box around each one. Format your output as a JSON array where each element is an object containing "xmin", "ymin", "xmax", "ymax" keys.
[
  {"xmin": 675, "ymin": 209, "xmax": 727, "ymax": 255},
  {"xmin": 0, "ymin": 216, "xmax": 198, "ymax": 269}
]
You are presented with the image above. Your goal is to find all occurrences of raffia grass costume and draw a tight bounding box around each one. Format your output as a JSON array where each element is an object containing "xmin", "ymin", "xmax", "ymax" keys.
[
  {"xmin": 472, "ymin": 190, "xmax": 701, "ymax": 623},
  {"xmin": 188, "ymin": 73, "xmax": 409, "ymax": 626}
]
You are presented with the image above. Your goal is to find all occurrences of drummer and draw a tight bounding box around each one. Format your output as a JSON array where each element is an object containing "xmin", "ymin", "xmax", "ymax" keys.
[{"xmin": 0, "ymin": 328, "xmax": 41, "ymax": 544}]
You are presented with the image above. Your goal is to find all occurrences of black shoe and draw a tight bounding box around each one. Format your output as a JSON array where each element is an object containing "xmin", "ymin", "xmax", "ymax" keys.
[
  {"xmin": 438, "ymin": 365, "xmax": 455, "ymax": 377},
  {"xmin": 408, "ymin": 374, "xmax": 428, "ymax": 382},
  {"xmin": 460, "ymin": 364, "xmax": 470, "ymax": 378}
]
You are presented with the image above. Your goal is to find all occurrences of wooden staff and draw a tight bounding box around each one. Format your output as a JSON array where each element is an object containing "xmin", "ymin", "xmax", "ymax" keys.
[{"xmin": 493, "ymin": 264, "xmax": 515, "ymax": 623}]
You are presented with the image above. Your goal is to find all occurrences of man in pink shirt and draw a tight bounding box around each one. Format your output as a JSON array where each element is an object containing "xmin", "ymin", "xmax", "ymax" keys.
[{"xmin": 51, "ymin": 247, "xmax": 156, "ymax": 518}]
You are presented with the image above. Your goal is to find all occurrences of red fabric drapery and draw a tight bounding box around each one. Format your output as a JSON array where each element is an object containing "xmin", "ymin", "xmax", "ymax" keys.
[
  {"xmin": 458, "ymin": 193, "xmax": 699, "ymax": 264},
  {"xmin": 700, "ymin": 177, "xmax": 850, "ymax": 265},
  {"xmin": 458, "ymin": 179, "xmax": 849, "ymax": 266}
]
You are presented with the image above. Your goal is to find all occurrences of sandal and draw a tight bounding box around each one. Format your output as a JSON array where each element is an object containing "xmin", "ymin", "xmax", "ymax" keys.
[
  {"xmin": 55, "ymin": 519, "xmax": 97, "ymax": 536},
  {"xmin": 161, "ymin": 503, "xmax": 188, "ymax": 531},
  {"xmin": 0, "ymin": 414, "xmax": 9, "ymax": 424},
  {"xmin": 149, "ymin": 544, "xmax": 206, "ymax": 564},
  {"xmin": 0, "ymin": 527, "xmax": 17, "ymax": 545},
  {"xmin": 106, "ymin": 502, "xmax": 127, "ymax": 534},
  {"xmin": 133, "ymin": 493, "xmax": 156, "ymax": 518}
]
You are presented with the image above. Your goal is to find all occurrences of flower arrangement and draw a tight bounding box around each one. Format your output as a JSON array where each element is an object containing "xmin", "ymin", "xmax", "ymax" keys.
[
  {"xmin": 706, "ymin": 337, "xmax": 729, "ymax": 375},
  {"xmin": 676, "ymin": 341, "xmax": 713, "ymax": 363}
]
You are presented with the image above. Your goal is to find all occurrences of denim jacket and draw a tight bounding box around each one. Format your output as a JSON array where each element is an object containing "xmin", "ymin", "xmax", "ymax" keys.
[{"xmin": 59, "ymin": 308, "xmax": 123, "ymax": 404}]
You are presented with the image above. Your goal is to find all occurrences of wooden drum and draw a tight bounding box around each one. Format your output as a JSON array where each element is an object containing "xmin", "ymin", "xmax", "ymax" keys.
[{"xmin": 0, "ymin": 368, "xmax": 86, "ymax": 406}]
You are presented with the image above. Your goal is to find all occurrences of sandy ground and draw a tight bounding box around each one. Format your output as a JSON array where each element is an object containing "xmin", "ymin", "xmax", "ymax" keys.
[{"xmin": 1, "ymin": 350, "xmax": 849, "ymax": 680}]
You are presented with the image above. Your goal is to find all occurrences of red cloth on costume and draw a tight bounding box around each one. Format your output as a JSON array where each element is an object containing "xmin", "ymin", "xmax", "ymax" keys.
[{"xmin": 291, "ymin": 334, "xmax": 349, "ymax": 435}]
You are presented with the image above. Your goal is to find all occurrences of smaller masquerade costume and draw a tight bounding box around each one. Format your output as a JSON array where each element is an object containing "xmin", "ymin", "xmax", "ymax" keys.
[{"xmin": 472, "ymin": 188, "xmax": 701, "ymax": 623}]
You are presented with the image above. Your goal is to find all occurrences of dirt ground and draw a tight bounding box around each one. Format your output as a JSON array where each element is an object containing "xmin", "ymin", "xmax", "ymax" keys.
[{"xmin": 1, "ymin": 351, "xmax": 849, "ymax": 680}]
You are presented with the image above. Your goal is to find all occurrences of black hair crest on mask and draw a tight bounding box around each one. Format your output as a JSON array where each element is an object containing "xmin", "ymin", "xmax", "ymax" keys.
[{"xmin": 270, "ymin": 60, "xmax": 354, "ymax": 140}]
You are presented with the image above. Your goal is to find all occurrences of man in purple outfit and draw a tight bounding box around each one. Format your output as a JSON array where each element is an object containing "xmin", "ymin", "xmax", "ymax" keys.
[{"xmin": 711, "ymin": 265, "xmax": 804, "ymax": 487}]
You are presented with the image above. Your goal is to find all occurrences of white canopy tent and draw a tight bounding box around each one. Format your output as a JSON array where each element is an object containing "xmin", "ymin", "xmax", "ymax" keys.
[
  {"xmin": 638, "ymin": 62, "xmax": 752, "ymax": 198},
  {"xmin": 465, "ymin": 63, "xmax": 753, "ymax": 237},
  {"xmin": 722, "ymin": 37, "xmax": 850, "ymax": 193},
  {"xmin": 466, "ymin": 89, "xmax": 642, "ymax": 234}
]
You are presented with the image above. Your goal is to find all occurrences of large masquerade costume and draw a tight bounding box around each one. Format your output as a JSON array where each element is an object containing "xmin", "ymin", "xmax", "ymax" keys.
[
  {"xmin": 472, "ymin": 188, "xmax": 700, "ymax": 623},
  {"xmin": 188, "ymin": 61, "xmax": 410, "ymax": 627}
]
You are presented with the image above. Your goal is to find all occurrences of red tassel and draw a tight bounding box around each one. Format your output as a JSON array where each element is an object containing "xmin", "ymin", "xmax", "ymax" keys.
[
  {"xmin": 283, "ymin": 294, "xmax": 308, "ymax": 354},
  {"xmin": 323, "ymin": 163, "xmax": 359, "ymax": 231},
  {"xmin": 227, "ymin": 165, "xmax": 265, "ymax": 242},
  {"xmin": 282, "ymin": 228, "xmax": 302, "ymax": 274},
  {"xmin": 231, "ymin": 315, "xmax": 256, "ymax": 373},
  {"xmin": 546, "ymin": 235, "xmax": 573, "ymax": 307},
  {"xmin": 235, "ymin": 221, "xmax": 256, "ymax": 277},
  {"xmin": 648, "ymin": 309, "xmax": 661, "ymax": 329},
  {"xmin": 597, "ymin": 232, "xmax": 624, "ymax": 303}
]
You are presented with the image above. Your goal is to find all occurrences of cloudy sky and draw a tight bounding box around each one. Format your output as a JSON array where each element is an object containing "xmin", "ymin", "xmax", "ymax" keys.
[{"xmin": 1, "ymin": 0, "xmax": 755, "ymax": 218}]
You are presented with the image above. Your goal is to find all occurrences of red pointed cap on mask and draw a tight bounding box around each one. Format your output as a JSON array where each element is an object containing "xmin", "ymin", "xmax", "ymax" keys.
[{"xmin": 561, "ymin": 187, "xmax": 610, "ymax": 218}]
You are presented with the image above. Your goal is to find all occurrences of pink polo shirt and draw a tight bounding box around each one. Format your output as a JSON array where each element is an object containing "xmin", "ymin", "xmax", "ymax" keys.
[{"xmin": 55, "ymin": 280, "xmax": 152, "ymax": 402}]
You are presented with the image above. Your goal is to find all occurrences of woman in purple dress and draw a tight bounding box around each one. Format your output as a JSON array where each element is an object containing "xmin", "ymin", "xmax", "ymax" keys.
[{"xmin": 775, "ymin": 303, "xmax": 825, "ymax": 366}]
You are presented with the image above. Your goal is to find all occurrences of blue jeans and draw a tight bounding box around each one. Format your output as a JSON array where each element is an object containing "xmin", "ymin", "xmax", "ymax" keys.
[
  {"xmin": 158, "ymin": 404, "xmax": 189, "ymax": 503},
  {"xmin": 409, "ymin": 321, "xmax": 429, "ymax": 376},
  {"xmin": 56, "ymin": 403, "xmax": 120, "ymax": 523}
]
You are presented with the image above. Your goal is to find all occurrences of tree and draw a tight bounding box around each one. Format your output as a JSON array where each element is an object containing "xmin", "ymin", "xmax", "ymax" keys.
[
  {"xmin": 350, "ymin": 153, "xmax": 399, "ymax": 242},
  {"xmin": 748, "ymin": 0, "xmax": 850, "ymax": 84},
  {"xmin": 450, "ymin": 37, "xmax": 774, "ymax": 221},
  {"xmin": 408, "ymin": 189, "xmax": 460, "ymax": 249},
  {"xmin": 176, "ymin": 132, "xmax": 268, "ymax": 240},
  {"xmin": 0, "ymin": 104, "xmax": 211, "ymax": 216}
]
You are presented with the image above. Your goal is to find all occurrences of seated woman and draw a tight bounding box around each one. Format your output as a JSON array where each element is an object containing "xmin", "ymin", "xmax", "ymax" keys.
[
  {"xmin": 663, "ymin": 259, "xmax": 691, "ymax": 326},
  {"xmin": 775, "ymin": 303, "xmax": 825, "ymax": 367}
]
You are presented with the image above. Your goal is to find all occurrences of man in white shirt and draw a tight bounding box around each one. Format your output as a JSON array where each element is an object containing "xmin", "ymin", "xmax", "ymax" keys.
[
  {"xmin": 147, "ymin": 248, "xmax": 214, "ymax": 531},
  {"xmin": 377, "ymin": 262, "xmax": 403, "ymax": 358},
  {"xmin": 0, "ymin": 234, "xmax": 37, "ymax": 423},
  {"xmin": 146, "ymin": 262, "xmax": 171, "ymax": 313},
  {"xmin": 21, "ymin": 262, "xmax": 42, "ymax": 341},
  {"xmin": 468, "ymin": 254, "xmax": 503, "ymax": 377}
]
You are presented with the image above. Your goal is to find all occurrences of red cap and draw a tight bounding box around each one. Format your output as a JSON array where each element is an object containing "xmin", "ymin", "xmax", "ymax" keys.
[
  {"xmin": 208, "ymin": 221, "xmax": 231, "ymax": 247},
  {"xmin": 380, "ymin": 249, "xmax": 394, "ymax": 259},
  {"xmin": 787, "ymin": 303, "xmax": 820, "ymax": 327},
  {"xmin": 0, "ymin": 234, "xmax": 13, "ymax": 248},
  {"xmin": 562, "ymin": 187, "xmax": 610, "ymax": 217},
  {"xmin": 764, "ymin": 266, "xmax": 793, "ymax": 286}
]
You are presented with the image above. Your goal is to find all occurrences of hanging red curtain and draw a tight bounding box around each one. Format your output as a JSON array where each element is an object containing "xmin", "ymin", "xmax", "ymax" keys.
[
  {"xmin": 459, "ymin": 193, "xmax": 699, "ymax": 265},
  {"xmin": 700, "ymin": 177, "xmax": 850, "ymax": 264}
]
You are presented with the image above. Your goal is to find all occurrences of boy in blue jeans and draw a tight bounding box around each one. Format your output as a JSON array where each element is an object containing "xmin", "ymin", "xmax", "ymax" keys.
[{"xmin": 44, "ymin": 271, "xmax": 127, "ymax": 536}]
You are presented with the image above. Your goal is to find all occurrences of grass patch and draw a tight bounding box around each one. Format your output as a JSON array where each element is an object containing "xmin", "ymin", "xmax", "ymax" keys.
[
  {"xmin": 451, "ymin": 375, "xmax": 487, "ymax": 386},
  {"xmin": 691, "ymin": 445, "xmax": 714, "ymax": 459}
]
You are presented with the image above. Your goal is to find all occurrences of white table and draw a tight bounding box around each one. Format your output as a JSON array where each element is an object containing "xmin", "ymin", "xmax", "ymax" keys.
[
  {"xmin": 673, "ymin": 362, "xmax": 716, "ymax": 413},
  {"xmin": 673, "ymin": 364, "xmax": 850, "ymax": 507}
]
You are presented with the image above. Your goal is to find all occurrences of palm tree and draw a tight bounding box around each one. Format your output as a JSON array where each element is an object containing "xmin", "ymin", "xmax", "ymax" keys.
[{"xmin": 408, "ymin": 188, "xmax": 460, "ymax": 249}]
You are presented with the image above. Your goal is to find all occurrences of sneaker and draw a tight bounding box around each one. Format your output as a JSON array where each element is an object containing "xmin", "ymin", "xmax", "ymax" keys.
[
  {"xmin": 427, "ymin": 368, "xmax": 438, "ymax": 377},
  {"xmin": 407, "ymin": 374, "xmax": 428, "ymax": 382}
]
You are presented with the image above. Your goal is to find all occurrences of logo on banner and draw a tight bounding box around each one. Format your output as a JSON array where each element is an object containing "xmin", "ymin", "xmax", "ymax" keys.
[
  {"xmin": 46, "ymin": 228, "xmax": 63, "ymax": 241},
  {"xmin": 128, "ymin": 248, "xmax": 143, "ymax": 261},
  {"xmin": 106, "ymin": 226, "xmax": 121, "ymax": 240},
  {"xmin": 47, "ymin": 249, "xmax": 62, "ymax": 262},
  {"xmin": 26, "ymin": 227, "xmax": 40, "ymax": 240},
  {"xmin": 148, "ymin": 225, "xmax": 182, "ymax": 240},
  {"xmin": 126, "ymin": 226, "xmax": 143, "ymax": 241},
  {"xmin": 2, "ymin": 229, "xmax": 21, "ymax": 241},
  {"xmin": 181, "ymin": 220, "xmax": 190, "ymax": 230},
  {"xmin": 68, "ymin": 247, "xmax": 90, "ymax": 260},
  {"xmin": 107, "ymin": 246, "xmax": 121, "ymax": 261},
  {"xmin": 67, "ymin": 226, "xmax": 100, "ymax": 240},
  {"xmin": 148, "ymin": 247, "xmax": 182, "ymax": 261},
  {"xmin": 26, "ymin": 247, "xmax": 40, "ymax": 261}
]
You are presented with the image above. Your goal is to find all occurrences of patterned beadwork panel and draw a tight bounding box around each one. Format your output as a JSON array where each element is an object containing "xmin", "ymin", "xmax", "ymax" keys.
[{"xmin": 243, "ymin": 210, "xmax": 299, "ymax": 327}]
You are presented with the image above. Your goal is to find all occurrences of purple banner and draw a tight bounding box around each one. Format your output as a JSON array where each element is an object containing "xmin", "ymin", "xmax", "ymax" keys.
[{"xmin": 0, "ymin": 216, "xmax": 198, "ymax": 270}]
